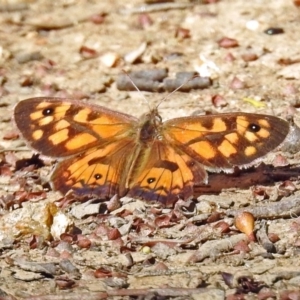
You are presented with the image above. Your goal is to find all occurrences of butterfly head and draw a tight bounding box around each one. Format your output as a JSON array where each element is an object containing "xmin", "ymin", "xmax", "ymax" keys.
[{"xmin": 139, "ymin": 108, "xmax": 163, "ymax": 142}]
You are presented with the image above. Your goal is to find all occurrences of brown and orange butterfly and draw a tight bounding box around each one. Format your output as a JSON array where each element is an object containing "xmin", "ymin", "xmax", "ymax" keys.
[{"xmin": 14, "ymin": 97, "xmax": 289, "ymax": 207}]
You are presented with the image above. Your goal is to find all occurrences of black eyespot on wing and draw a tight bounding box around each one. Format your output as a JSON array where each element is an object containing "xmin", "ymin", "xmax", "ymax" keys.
[
  {"xmin": 248, "ymin": 123, "xmax": 261, "ymax": 133},
  {"xmin": 42, "ymin": 107, "xmax": 55, "ymax": 116},
  {"xmin": 147, "ymin": 178, "xmax": 156, "ymax": 184},
  {"xmin": 94, "ymin": 174, "xmax": 102, "ymax": 180}
]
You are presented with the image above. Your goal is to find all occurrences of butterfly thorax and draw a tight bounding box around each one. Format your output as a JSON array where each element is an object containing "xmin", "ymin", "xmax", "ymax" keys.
[{"xmin": 138, "ymin": 109, "xmax": 163, "ymax": 143}]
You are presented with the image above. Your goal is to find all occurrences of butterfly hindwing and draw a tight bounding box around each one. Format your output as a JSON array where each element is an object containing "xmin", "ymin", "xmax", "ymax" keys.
[
  {"xmin": 51, "ymin": 138, "xmax": 137, "ymax": 198},
  {"xmin": 128, "ymin": 141, "xmax": 208, "ymax": 206}
]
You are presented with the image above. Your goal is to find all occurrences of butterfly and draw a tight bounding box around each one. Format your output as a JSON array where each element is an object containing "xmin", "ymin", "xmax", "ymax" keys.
[{"xmin": 13, "ymin": 97, "xmax": 290, "ymax": 207}]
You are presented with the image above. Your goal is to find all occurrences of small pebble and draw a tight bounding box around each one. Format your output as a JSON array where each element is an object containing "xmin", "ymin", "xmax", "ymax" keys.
[
  {"xmin": 241, "ymin": 52, "xmax": 258, "ymax": 62},
  {"xmin": 212, "ymin": 94, "xmax": 227, "ymax": 107},
  {"xmin": 234, "ymin": 211, "xmax": 255, "ymax": 241},
  {"xmin": 90, "ymin": 13, "xmax": 106, "ymax": 24},
  {"xmin": 230, "ymin": 76, "xmax": 246, "ymax": 89},
  {"xmin": 138, "ymin": 13, "xmax": 153, "ymax": 28},
  {"xmin": 246, "ymin": 19, "xmax": 259, "ymax": 31},
  {"xmin": 218, "ymin": 37, "xmax": 239, "ymax": 48},
  {"xmin": 264, "ymin": 27, "xmax": 284, "ymax": 35},
  {"xmin": 79, "ymin": 46, "xmax": 98, "ymax": 59},
  {"xmin": 175, "ymin": 27, "xmax": 190, "ymax": 39},
  {"xmin": 99, "ymin": 52, "xmax": 120, "ymax": 67}
]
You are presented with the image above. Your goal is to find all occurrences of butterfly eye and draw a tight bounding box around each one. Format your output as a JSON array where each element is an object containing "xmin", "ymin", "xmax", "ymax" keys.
[
  {"xmin": 94, "ymin": 174, "xmax": 102, "ymax": 180},
  {"xmin": 188, "ymin": 161, "xmax": 195, "ymax": 167},
  {"xmin": 42, "ymin": 107, "xmax": 55, "ymax": 116},
  {"xmin": 147, "ymin": 178, "xmax": 156, "ymax": 184},
  {"xmin": 248, "ymin": 123, "xmax": 261, "ymax": 133}
]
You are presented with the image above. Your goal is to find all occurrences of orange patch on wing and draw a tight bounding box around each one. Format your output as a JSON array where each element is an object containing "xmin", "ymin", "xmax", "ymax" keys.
[
  {"xmin": 190, "ymin": 141, "xmax": 216, "ymax": 159},
  {"xmin": 245, "ymin": 131, "xmax": 259, "ymax": 142},
  {"xmin": 32, "ymin": 129, "xmax": 43, "ymax": 140},
  {"xmin": 39, "ymin": 116, "xmax": 54, "ymax": 126},
  {"xmin": 245, "ymin": 146, "xmax": 257, "ymax": 156},
  {"xmin": 258, "ymin": 119, "xmax": 270, "ymax": 128},
  {"xmin": 49, "ymin": 129, "xmax": 69, "ymax": 145},
  {"xmin": 236, "ymin": 116, "xmax": 249, "ymax": 134},
  {"xmin": 30, "ymin": 111, "xmax": 44, "ymax": 121},
  {"xmin": 66, "ymin": 133, "xmax": 97, "ymax": 150},
  {"xmin": 225, "ymin": 133, "xmax": 239, "ymax": 144},
  {"xmin": 211, "ymin": 118, "xmax": 227, "ymax": 132},
  {"xmin": 91, "ymin": 124, "xmax": 132, "ymax": 139},
  {"xmin": 73, "ymin": 108, "xmax": 92, "ymax": 122},
  {"xmin": 52, "ymin": 104, "xmax": 71, "ymax": 119},
  {"xmin": 257, "ymin": 128, "xmax": 270, "ymax": 139},
  {"xmin": 55, "ymin": 120, "xmax": 70, "ymax": 130},
  {"xmin": 165, "ymin": 127, "xmax": 204, "ymax": 144},
  {"xmin": 218, "ymin": 140, "xmax": 237, "ymax": 157}
]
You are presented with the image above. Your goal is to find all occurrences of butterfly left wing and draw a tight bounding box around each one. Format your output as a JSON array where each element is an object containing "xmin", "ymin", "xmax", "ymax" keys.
[{"xmin": 162, "ymin": 112, "xmax": 289, "ymax": 171}]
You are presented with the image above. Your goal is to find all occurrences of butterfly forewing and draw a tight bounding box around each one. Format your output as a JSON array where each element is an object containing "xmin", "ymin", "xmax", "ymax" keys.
[
  {"xmin": 163, "ymin": 113, "xmax": 289, "ymax": 171},
  {"xmin": 14, "ymin": 97, "xmax": 138, "ymax": 158}
]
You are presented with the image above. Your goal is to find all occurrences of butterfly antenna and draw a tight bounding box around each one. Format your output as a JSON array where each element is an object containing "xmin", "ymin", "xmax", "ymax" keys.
[
  {"xmin": 122, "ymin": 69, "xmax": 151, "ymax": 111},
  {"xmin": 156, "ymin": 74, "xmax": 199, "ymax": 109}
]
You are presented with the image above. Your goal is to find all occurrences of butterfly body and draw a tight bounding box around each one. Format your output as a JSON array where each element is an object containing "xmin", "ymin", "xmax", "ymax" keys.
[{"xmin": 14, "ymin": 97, "xmax": 290, "ymax": 206}]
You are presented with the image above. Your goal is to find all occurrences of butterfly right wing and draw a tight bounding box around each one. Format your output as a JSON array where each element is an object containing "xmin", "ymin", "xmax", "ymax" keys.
[{"xmin": 14, "ymin": 97, "xmax": 138, "ymax": 158}]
